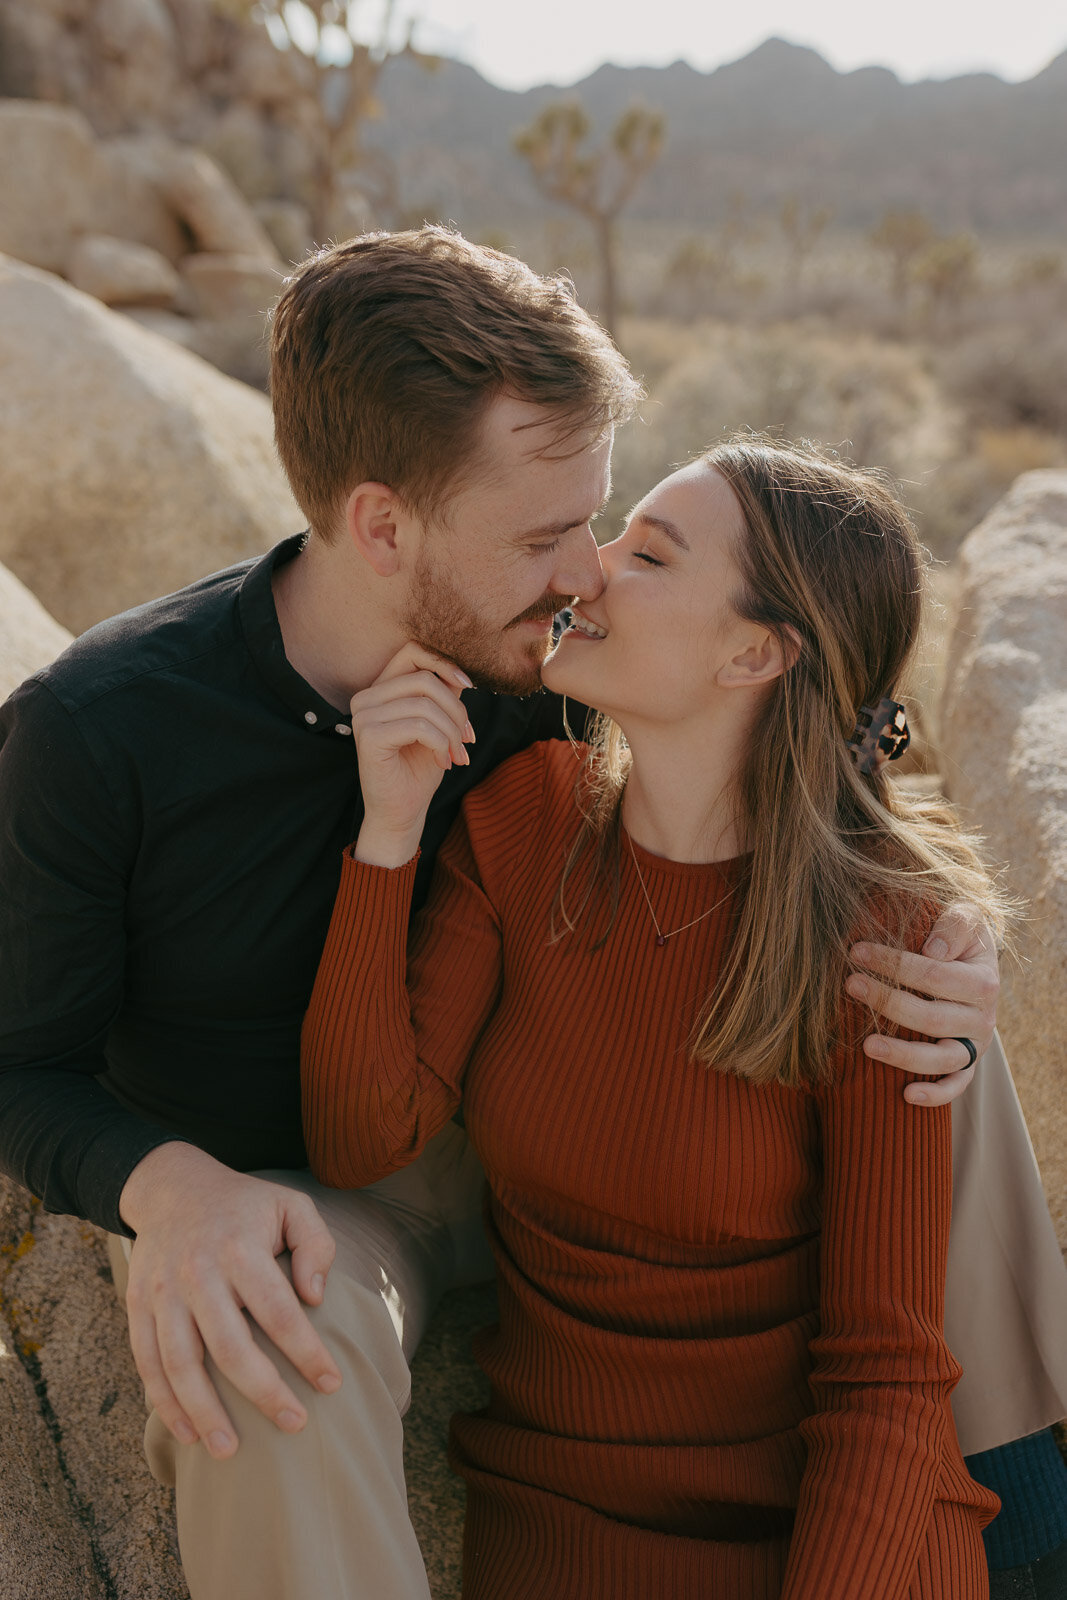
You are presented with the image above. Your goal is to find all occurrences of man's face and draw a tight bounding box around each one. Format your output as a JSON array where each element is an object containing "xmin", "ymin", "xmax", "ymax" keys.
[{"xmin": 400, "ymin": 396, "xmax": 613, "ymax": 695}]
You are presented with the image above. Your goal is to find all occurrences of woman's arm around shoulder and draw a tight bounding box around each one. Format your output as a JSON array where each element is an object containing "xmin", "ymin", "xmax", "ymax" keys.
[{"xmin": 781, "ymin": 925, "xmax": 963, "ymax": 1600}]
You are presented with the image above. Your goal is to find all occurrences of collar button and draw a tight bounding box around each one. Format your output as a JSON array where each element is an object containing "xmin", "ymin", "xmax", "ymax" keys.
[{"xmin": 304, "ymin": 710, "xmax": 318, "ymax": 725}]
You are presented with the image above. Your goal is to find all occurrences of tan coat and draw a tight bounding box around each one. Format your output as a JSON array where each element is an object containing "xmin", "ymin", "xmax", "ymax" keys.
[{"xmin": 947, "ymin": 1031, "xmax": 1067, "ymax": 1454}]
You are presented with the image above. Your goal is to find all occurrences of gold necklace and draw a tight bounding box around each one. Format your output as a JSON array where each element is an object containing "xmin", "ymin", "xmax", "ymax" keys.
[{"xmin": 626, "ymin": 834, "xmax": 736, "ymax": 947}]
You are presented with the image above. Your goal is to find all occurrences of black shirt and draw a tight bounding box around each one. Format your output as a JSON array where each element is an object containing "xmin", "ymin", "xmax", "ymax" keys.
[{"xmin": 0, "ymin": 536, "xmax": 576, "ymax": 1234}]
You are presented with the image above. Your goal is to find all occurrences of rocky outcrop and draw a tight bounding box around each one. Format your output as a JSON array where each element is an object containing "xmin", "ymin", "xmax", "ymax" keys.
[
  {"xmin": 940, "ymin": 469, "xmax": 1067, "ymax": 1249},
  {"xmin": 0, "ymin": 563, "xmax": 72, "ymax": 700},
  {"xmin": 159, "ymin": 145, "xmax": 281, "ymax": 262},
  {"xmin": 68, "ymin": 234, "xmax": 182, "ymax": 309},
  {"xmin": 0, "ymin": 255, "xmax": 299, "ymax": 634},
  {"xmin": 0, "ymin": 101, "xmax": 104, "ymax": 274},
  {"xmin": 0, "ymin": 1183, "xmax": 188, "ymax": 1599},
  {"xmin": 0, "ymin": 1167, "xmax": 476, "ymax": 1599},
  {"xmin": 0, "ymin": 99, "xmax": 293, "ymax": 390}
]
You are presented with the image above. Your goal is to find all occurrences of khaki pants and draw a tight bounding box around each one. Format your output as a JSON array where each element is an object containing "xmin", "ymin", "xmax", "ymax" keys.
[
  {"xmin": 111, "ymin": 1120, "xmax": 492, "ymax": 1600},
  {"xmin": 111, "ymin": 1039, "xmax": 1067, "ymax": 1600}
]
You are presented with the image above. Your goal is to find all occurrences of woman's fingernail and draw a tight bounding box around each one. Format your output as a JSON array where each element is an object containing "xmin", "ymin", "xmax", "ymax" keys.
[
  {"xmin": 846, "ymin": 975, "xmax": 867, "ymax": 999},
  {"xmin": 910, "ymin": 1090, "xmax": 928, "ymax": 1104},
  {"xmin": 310, "ymin": 1274, "xmax": 325, "ymax": 1299},
  {"xmin": 926, "ymin": 938, "xmax": 949, "ymax": 959},
  {"xmin": 209, "ymin": 1430, "xmax": 234, "ymax": 1455},
  {"xmin": 464, "ymin": 720, "xmax": 476, "ymax": 742},
  {"xmin": 454, "ymin": 670, "xmax": 473, "ymax": 688},
  {"xmin": 276, "ymin": 1409, "xmax": 304, "ymax": 1433},
  {"xmin": 318, "ymin": 1373, "xmax": 342, "ymax": 1394}
]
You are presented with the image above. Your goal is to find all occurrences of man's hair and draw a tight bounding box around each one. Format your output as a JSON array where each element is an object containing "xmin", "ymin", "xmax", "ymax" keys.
[{"xmin": 269, "ymin": 226, "xmax": 640, "ymax": 537}]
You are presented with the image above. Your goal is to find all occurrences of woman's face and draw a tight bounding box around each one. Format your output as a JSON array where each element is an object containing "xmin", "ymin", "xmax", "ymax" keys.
[{"xmin": 542, "ymin": 461, "xmax": 759, "ymax": 726}]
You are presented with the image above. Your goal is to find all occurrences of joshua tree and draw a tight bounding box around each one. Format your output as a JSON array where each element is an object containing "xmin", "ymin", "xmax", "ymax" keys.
[
  {"xmin": 914, "ymin": 233, "xmax": 979, "ymax": 331},
  {"xmin": 868, "ymin": 210, "xmax": 934, "ymax": 313},
  {"xmin": 224, "ymin": 0, "xmax": 435, "ymax": 238},
  {"xmin": 778, "ymin": 196, "xmax": 832, "ymax": 304},
  {"xmin": 513, "ymin": 99, "xmax": 665, "ymax": 342}
]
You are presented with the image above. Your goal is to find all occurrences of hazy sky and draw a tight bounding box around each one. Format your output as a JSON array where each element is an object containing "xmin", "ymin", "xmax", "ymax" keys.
[{"xmin": 387, "ymin": 0, "xmax": 1067, "ymax": 89}]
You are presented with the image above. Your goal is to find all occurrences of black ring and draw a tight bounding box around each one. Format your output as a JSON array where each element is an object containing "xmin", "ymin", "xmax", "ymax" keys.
[{"xmin": 953, "ymin": 1037, "xmax": 978, "ymax": 1069}]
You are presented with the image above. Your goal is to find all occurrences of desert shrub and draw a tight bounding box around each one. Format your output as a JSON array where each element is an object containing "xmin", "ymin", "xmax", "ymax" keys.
[
  {"xmin": 611, "ymin": 318, "xmax": 958, "ymax": 536},
  {"xmin": 911, "ymin": 426, "xmax": 1067, "ymax": 555},
  {"xmin": 935, "ymin": 325, "xmax": 1067, "ymax": 435}
]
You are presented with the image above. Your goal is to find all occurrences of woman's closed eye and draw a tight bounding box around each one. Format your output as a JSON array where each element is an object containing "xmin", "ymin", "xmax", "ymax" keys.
[{"xmin": 634, "ymin": 551, "xmax": 663, "ymax": 567}]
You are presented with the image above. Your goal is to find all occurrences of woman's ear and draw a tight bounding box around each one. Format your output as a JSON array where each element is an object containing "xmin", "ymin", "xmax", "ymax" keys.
[
  {"xmin": 344, "ymin": 483, "xmax": 403, "ymax": 577},
  {"xmin": 717, "ymin": 624, "xmax": 797, "ymax": 690}
]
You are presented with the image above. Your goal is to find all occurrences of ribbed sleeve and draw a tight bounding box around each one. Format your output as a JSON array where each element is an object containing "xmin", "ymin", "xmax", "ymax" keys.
[
  {"xmin": 301, "ymin": 743, "xmax": 544, "ymax": 1187},
  {"xmin": 782, "ymin": 1048, "xmax": 959, "ymax": 1600}
]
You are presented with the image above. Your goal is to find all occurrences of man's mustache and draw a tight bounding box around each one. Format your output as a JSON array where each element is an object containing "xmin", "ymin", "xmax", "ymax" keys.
[{"xmin": 506, "ymin": 594, "xmax": 575, "ymax": 629}]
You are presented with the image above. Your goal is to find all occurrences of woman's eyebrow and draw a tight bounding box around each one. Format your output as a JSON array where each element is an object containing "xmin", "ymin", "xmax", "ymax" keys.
[{"xmin": 633, "ymin": 513, "xmax": 690, "ymax": 551}]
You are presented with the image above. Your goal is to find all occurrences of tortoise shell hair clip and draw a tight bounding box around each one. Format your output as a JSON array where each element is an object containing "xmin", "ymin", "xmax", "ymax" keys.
[{"xmin": 846, "ymin": 697, "xmax": 911, "ymax": 776}]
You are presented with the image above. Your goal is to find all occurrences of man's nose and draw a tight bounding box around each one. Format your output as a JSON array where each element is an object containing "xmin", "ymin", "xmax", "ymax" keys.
[{"xmin": 555, "ymin": 526, "xmax": 605, "ymax": 601}]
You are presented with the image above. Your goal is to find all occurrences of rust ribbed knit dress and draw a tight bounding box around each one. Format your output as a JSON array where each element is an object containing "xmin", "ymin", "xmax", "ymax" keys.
[{"xmin": 302, "ymin": 741, "xmax": 998, "ymax": 1600}]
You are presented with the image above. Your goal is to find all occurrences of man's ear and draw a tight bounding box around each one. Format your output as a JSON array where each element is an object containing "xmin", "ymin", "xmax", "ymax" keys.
[
  {"xmin": 717, "ymin": 624, "xmax": 797, "ymax": 690},
  {"xmin": 344, "ymin": 483, "xmax": 405, "ymax": 577}
]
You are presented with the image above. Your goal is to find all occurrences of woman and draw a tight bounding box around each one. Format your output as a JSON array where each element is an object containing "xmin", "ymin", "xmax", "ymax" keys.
[{"xmin": 302, "ymin": 436, "xmax": 1003, "ymax": 1598}]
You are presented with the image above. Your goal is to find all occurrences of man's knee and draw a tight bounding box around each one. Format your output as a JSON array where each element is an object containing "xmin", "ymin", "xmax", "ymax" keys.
[{"xmin": 145, "ymin": 1260, "xmax": 412, "ymax": 1490}]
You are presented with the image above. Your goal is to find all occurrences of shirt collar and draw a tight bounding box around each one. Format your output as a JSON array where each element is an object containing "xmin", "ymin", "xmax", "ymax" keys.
[{"xmin": 237, "ymin": 534, "xmax": 354, "ymax": 736}]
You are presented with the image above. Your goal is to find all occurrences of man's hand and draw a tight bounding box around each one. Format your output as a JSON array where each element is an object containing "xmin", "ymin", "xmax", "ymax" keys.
[
  {"xmin": 119, "ymin": 1142, "xmax": 342, "ymax": 1458},
  {"xmin": 846, "ymin": 901, "xmax": 999, "ymax": 1106}
]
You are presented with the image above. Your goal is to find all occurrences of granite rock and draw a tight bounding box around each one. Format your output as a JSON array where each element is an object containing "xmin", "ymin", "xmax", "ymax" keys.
[
  {"xmin": 940, "ymin": 469, "xmax": 1067, "ymax": 1248},
  {"xmin": 179, "ymin": 251, "xmax": 284, "ymax": 320},
  {"xmin": 160, "ymin": 146, "xmax": 282, "ymax": 264},
  {"xmin": 68, "ymin": 233, "xmax": 182, "ymax": 309},
  {"xmin": 0, "ymin": 254, "xmax": 298, "ymax": 634},
  {"xmin": 0, "ymin": 562, "xmax": 72, "ymax": 700},
  {"xmin": 0, "ymin": 100, "xmax": 104, "ymax": 274}
]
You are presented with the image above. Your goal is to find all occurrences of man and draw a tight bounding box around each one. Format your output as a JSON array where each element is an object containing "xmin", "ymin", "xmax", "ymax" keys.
[{"xmin": 0, "ymin": 228, "xmax": 1062, "ymax": 1599}]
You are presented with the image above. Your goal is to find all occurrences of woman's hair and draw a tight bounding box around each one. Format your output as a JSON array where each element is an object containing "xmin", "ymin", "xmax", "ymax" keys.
[{"xmin": 557, "ymin": 433, "xmax": 1010, "ymax": 1089}]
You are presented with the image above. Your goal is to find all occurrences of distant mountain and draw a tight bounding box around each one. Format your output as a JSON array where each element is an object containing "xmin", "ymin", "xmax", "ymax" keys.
[{"xmin": 369, "ymin": 38, "xmax": 1067, "ymax": 235}]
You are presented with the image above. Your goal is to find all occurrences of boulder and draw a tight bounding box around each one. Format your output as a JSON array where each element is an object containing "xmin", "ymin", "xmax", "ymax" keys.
[
  {"xmin": 0, "ymin": 101, "xmax": 104, "ymax": 274},
  {"xmin": 179, "ymin": 251, "xmax": 283, "ymax": 319},
  {"xmin": 0, "ymin": 254, "xmax": 300, "ymax": 634},
  {"xmin": 253, "ymin": 199, "xmax": 315, "ymax": 267},
  {"xmin": 0, "ymin": 1185, "xmax": 110, "ymax": 1600},
  {"xmin": 67, "ymin": 234, "xmax": 181, "ymax": 309},
  {"xmin": 940, "ymin": 469, "xmax": 1067, "ymax": 1248},
  {"xmin": 0, "ymin": 1182, "xmax": 187, "ymax": 1599},
  {"xmin": 160, "ymin": 146, "xmax": 282, "ymax": 263},
  {"xmin": 0, "ymin": 0, "xmax": 188, "ymax": 139},
  {"xmin": 119, "ymin": 307, "xmax": 200, "ymax": 350},
  {"xmin": 0, "ymin": 562, "xmax": 72, "ymax": 700},
  {"xmin": 96, "ymin": 135, "xmax": 197, "ymax": 264}
]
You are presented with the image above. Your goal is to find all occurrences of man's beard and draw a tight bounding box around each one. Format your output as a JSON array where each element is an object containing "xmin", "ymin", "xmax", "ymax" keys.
[{"xmin": 402, "ymin": 554, "xmax": 572, "ymax": 697}]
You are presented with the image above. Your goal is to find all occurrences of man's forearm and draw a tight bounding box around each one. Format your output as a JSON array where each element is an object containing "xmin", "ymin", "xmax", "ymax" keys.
[{"xmin": 0, "ymin": 1066, "xmax": 184, "ymax": 1234}]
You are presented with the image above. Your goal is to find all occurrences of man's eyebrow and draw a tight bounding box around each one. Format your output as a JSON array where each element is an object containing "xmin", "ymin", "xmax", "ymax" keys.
[
  {"xmin": 632, "ymin": 512, "xmax": 690, "ymax": 551},
  {"xmin": 515, "ymin": 494, "xmax": 612, "ymax": 541}
]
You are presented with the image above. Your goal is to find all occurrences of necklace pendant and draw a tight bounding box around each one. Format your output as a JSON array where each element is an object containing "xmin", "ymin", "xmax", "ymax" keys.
[{"xmin": 655, "ymin": 933, "xmax": 667, "ymax": 947}]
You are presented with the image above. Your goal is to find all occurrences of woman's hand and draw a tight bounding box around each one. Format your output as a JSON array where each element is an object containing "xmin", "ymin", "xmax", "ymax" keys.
[{"xmin": 349, "ymin": 644, "xmax": 474, "ymax": 868}]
